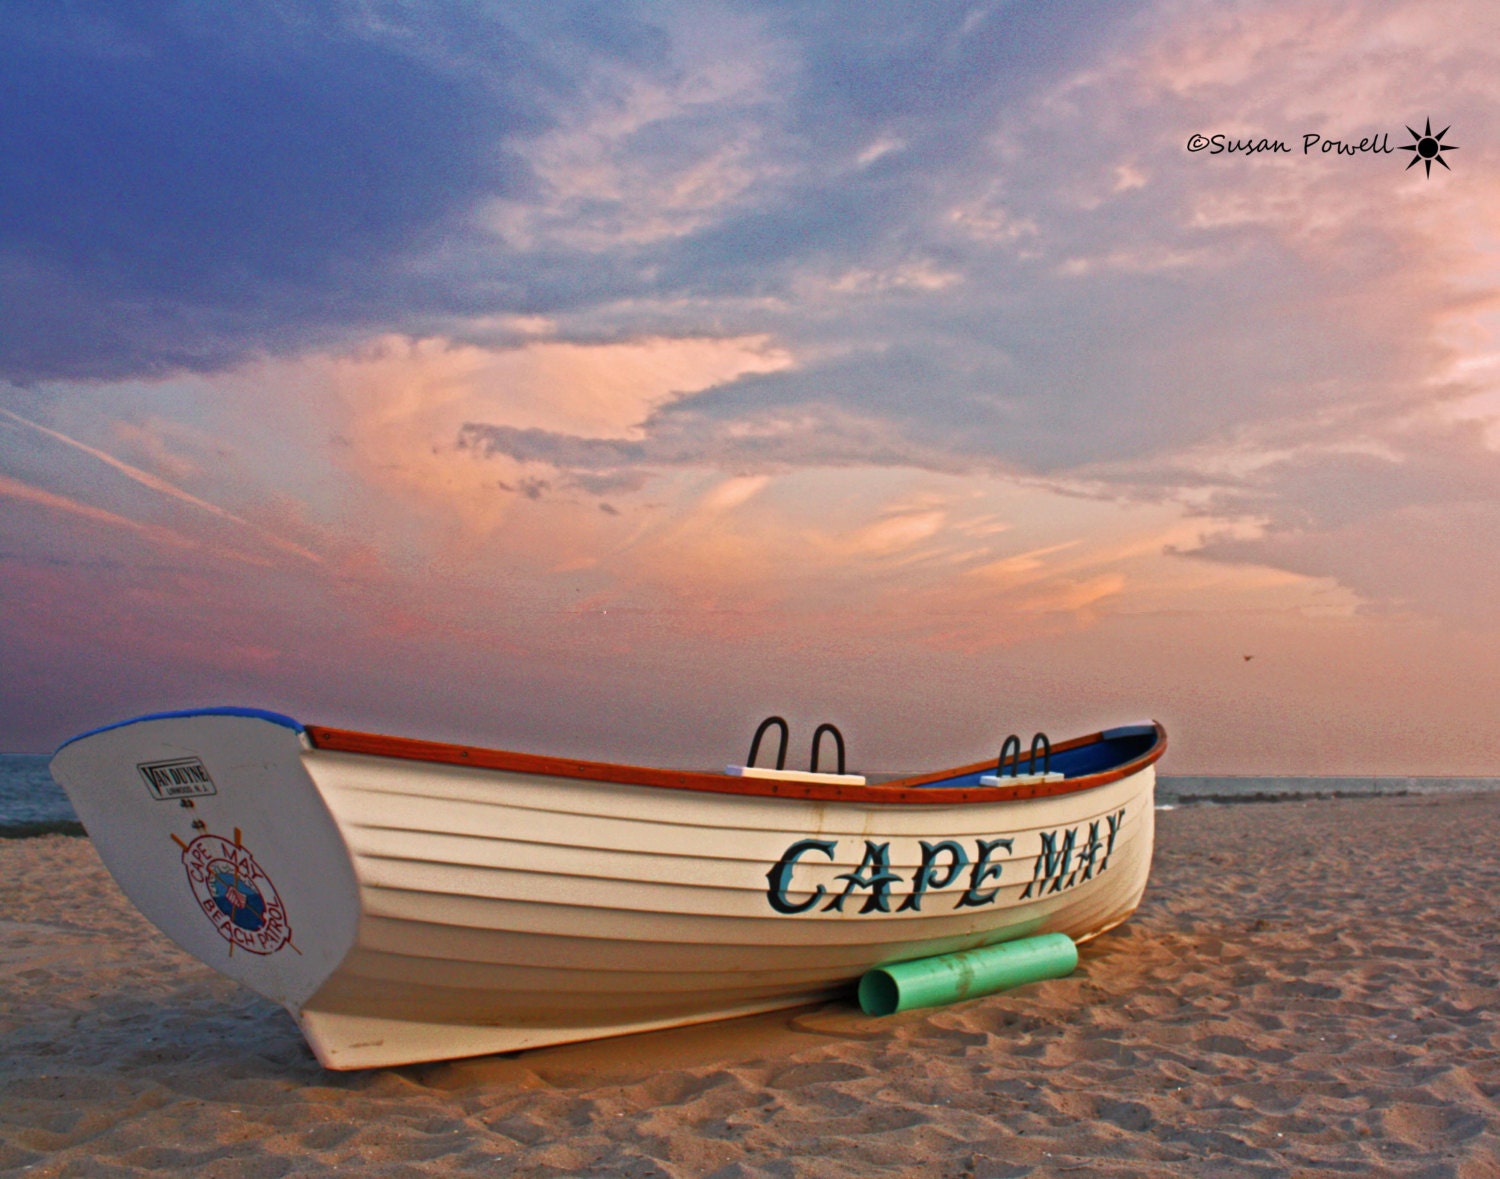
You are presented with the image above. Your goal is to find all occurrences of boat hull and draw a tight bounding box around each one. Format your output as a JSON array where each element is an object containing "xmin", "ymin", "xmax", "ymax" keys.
[{"xmin": 51, "ymin": 712, "xmax": 1157, "ymax": 1068}]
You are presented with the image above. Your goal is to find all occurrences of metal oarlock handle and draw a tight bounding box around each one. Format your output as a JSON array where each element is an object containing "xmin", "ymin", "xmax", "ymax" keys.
[
  {"xmin": 995, "ymin": 731, "xmax": 1050, "ymax": 778},
  {"xmin": 746, "ymin": 716, "xmax": 789, "ymax": 771},
  {"xmin": 747, "ymin": 717, "xmax": 849, "ymax": 775},
  {"xmin": 810, "ymin": 723, "xmax": 846, "ymax": 776},
  {"xmin": 996, "ymin": 734, "xmax": 1021, "ymax": 777},
  {"xmin": 1029, "ymin": 732, "xmax": 1051, "ymax": 775}
]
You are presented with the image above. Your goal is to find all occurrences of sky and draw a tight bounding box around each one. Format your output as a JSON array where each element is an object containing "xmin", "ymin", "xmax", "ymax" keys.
[{"xmin": 3, "ymin": 1, "xmax": 1499, "ymax": 774}]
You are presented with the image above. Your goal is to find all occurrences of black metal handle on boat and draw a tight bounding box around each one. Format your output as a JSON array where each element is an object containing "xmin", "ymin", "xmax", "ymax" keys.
[
  {"xmin": 996, "ymin": 734, "xmax": 1021, "ymax": 777},
  {"xmin": 810, "ymin": 723, "xmax": 846, "ymax": 776},
  {"xmin": 1029, "ymin": 732, "xmax": 1051, "ymax": 775},
  {"xmin": 995, "ymin": 732, "xmax": 1051, "ymax": 778},
  {"xmin": 747, "ymin": 716, "xmax": 789, "ymax": 770}
]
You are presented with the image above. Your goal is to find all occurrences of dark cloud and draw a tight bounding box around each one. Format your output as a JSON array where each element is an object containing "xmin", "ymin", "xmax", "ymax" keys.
[
  {"xmin": 1177, "ymin": 418, "xmax": 1500, "ymax": 622},
  {"xmin": 458, "ymin": 358, "xmax": 979, "ymax": 480},
  {"xmin": 0, "ymin": 1, "xmax": 661, "ymax": 381},
  {"xmin": 496, "ymin": 476, "xmax": 551, "ymax": 499},
  {"xmin": 459, "ymin": 235, "xmax": 1441, "ymax": 478},
  {"xmin": 564, "ymin": 470, "xmax": 654, "ymax": 496},
  {"xmin": 0, "ymin": 1, "xmax": 1147, "ymax": 383}
]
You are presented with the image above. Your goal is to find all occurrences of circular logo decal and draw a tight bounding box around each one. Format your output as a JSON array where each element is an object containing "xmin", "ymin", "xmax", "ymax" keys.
[{"xmin": 181, "ymin": 832, "xmax": 293, "ymax": 955}]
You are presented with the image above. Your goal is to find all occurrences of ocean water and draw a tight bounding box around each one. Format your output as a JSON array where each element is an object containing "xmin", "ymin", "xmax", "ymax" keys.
[
  {"xmin": 0, "ymin": 753, "xmax": 81, "ymax": 836},
  {"xmin": 1156, "ymin": 775, "xmax": 1500, "ymax": 804},
  {"xmin": 2, "ymin": 754, "xmax": 1496, "ymax": 837}
]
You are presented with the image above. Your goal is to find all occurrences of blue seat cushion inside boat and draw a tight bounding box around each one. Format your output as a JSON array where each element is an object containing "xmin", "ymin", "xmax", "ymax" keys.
[{"xmin": 916, "ymin": 728, "xmax": 1157, "ymax": 789}]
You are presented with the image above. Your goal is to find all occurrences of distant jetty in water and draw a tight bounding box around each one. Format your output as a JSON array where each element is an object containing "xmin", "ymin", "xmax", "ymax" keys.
[{"xmin": 1157, "ymin": 775, "xmax": 1500, "ymax": 805}]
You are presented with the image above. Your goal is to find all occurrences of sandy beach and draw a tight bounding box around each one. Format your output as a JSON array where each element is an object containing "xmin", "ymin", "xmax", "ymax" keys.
[{"xmin": 2, "ymin": 793, "xmax": 1496, "ymax": 1177}]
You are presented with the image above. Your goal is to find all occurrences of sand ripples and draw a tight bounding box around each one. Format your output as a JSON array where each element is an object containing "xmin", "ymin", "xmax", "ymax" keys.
[{"xmin": 3, "ymin": 794, "xmax": 1497, "ymax": 1176}]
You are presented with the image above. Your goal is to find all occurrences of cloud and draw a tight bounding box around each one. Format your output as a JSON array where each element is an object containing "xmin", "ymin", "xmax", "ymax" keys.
[
  {"xmin": 457, "ymin": 384, "xmax": 964, "ymax": 480},
  {"xmin": 1, "ymin": 2, "xmax": 1148, "ymax": 384},
  {"xmin": 439, "ymin": 0, "xmax": 1500, "ymax": 628},
  {"xmin": 1, "ymin": 408, "xmax": 321, "ymax": 562},
  {"xmin": 1179, "ymin": 416, "xmax": 1500, "ymax": 621},
  {"xmin": 0, "ymin": 472, "xmax": 198, "ymax": 550},
  {"xmin": 10, "ymin": 0, "xmax": 1500, "ymax": 766},
  {"xmin": 482, "ymin": 7, "xmax": 783, "ymax": 253},
  {"xmin": 0, "ymin": 1, "xmax": 670, "ymax": 381}
]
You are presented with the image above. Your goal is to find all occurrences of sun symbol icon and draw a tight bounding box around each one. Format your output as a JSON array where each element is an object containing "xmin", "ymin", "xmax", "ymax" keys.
[{"xmin": 1399, "ymin": 118, "xmax": 1458, "ymax": 176}]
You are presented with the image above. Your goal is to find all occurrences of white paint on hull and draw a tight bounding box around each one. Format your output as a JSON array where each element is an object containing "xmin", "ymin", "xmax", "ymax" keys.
[
  {"xmin": 49, "ymin": 715, "xmax": 359, "ymax": 1009},
  {"xmin": 53, "ymin": 713, "xmax": 1156, "ymax": 1069}
]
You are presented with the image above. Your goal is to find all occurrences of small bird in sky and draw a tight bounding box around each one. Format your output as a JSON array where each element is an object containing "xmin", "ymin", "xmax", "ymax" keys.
[{"xmin": 1243, "ymin": 654, "xmax": 1254, "ymax": 661}]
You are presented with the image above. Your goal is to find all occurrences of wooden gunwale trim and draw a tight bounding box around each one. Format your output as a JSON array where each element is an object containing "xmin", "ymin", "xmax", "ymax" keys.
[{"xmin": 304, "ymin": 723, "xmax": 1166, "ymax": 807}]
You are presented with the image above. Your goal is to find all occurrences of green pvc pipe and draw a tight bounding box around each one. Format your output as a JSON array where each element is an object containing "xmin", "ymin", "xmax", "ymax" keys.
[{"xmin": 858, "ymin": 932, "xmax": 1078, "ymax": 1016}]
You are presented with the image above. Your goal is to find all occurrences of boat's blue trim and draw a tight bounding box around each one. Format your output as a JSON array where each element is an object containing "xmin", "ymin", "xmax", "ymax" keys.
[
  {"xmin": 1101, "ymin": 723, "xmax": 1157, "ymax": 740},
  {"xmin": 55, "ymin": 707, "xmax": 304, "ymax": 754},
  {"xmin": 913, "ymin": 725, "xmax": 1161, "ymax": 790}
]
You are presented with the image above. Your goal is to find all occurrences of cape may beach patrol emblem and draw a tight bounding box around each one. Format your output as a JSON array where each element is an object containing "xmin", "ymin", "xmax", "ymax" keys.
[{"xmin": 175, "ymin": 828, "xmax": 296, "ymax": 956}]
